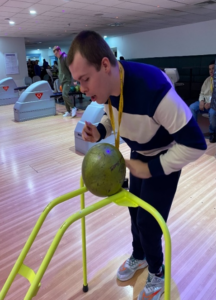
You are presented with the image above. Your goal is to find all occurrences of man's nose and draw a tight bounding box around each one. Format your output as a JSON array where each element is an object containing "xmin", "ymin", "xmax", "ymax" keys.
[{"xmin": 80, "ymin": 85, "xmax": 88, "ymax": 94}]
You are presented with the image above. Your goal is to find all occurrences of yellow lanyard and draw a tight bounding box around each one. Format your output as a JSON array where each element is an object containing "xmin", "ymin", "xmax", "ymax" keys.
[
  {"xmin": 210, "ymin": 77, "xmax": 214, "ymax": 93},
  {"xmin": 108, "ymin": 62, "xmax": 124, "ymax": 149}
]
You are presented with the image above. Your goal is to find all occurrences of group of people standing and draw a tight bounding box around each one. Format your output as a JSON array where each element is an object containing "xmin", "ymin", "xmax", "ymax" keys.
[{"xmin": 27, "ymin": 58, "xmax": 51, "ymax": 78}]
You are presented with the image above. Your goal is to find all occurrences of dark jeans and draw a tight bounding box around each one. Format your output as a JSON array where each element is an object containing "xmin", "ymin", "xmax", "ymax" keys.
[
  {"xmin": 129, "ymin": 150, "xmax": 181, "ymax": 273},
  {"xmin": 189, "ymin": 101, "xmax": 216, "ymax": 133}
]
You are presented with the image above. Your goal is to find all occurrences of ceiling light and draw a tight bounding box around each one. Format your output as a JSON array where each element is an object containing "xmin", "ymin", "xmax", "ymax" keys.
[
  {"xmin": 195, "ymin": 0, "xmax": 216, "ymax": 5},
  {"xmin": 9, "ymin": 21, "xmax": 15, "ymax": 25},
  {"xmin": 30, "ymin": 10, "xmax": 36, "ymax": 14},
  {"xmin": 49, "ymin": 47, "xmax": 51, "ymax": 49},
  {"xmin": 108, "ymin": 22, "xmax": 123, "ymax": 27},
  {"xmin": 104, "ymin": 36, "xmax": 107, "ymax": 39},
  {"xmin": 37, "ymin": 49, "xmax": 40, "ymax": 50}
]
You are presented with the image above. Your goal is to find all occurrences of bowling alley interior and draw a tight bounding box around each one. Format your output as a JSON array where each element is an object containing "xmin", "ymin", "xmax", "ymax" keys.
[{"xmin": 1, "ymin": 0, "xmax": 216, "ymax": 300}]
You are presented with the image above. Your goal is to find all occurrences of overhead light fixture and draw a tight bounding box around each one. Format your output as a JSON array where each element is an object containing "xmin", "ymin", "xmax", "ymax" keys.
[
  {"xmin": 104, "ymin": 36, "xmax": 107, "ymax": 39},
  {"xmin": 195, "ymin": 0, "xmax": 216, "ymax": 5},
  {"xmin": 30, "ymin": 10, "xmax": 36, "ymax": 14},
  {"xmin": 49, "ymin": 47, "xmax": 51, "ymax": 49},
  {"xmin": 9, "ymin": 21, "xmax": 15, "ymax": 25},
  {"xmin": 108, "ymin": 22, "xmax": 124, "ymax": 27}
]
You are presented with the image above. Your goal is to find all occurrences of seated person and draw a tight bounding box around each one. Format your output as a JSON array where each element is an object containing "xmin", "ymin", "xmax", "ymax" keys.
[
  {"xmin": 34, "ymin": 60, "xmax": 41, "ymax": 78},
  {"xmin": 190, "ymin": 60, "xmax": 216, "ymax": 143},
  {"xmin": 52, "ymin": 61, "xmax": 59, "ymax": 75}
]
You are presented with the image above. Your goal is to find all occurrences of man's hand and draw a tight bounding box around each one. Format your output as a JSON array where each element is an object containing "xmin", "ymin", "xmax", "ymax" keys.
[
  {"xmin": 82, "ymin": 121, "xmax": 101, "ymax": 142},
  {"xmin": 125, "ymin": 159, "xmax": 152, "ymax": 179},
  {"xmin": 199, "ymin": 100, "xmax": 205, "ymax": 111},
  {"xmin": 204, "ymin": 102, "xmax": 211, "ymax": 110}
]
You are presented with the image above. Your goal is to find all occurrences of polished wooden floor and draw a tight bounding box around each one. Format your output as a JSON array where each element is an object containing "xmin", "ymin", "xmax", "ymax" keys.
[{"xmin": 0, "ymin": 104, "xmax": 216, "ymax": 300}]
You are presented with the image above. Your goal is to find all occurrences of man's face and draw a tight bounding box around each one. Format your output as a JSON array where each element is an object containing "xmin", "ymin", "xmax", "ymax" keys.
[
  {"xmin": 209, "ymin": 64, "xmax": 215, "ymax": 77},
  {"xmin": 54, "ymin": 50, "xmax": 61, "ymax": 59},
  {"xmin": 69, "ymin": 52, "xmax": 112, "ymax": 104}
]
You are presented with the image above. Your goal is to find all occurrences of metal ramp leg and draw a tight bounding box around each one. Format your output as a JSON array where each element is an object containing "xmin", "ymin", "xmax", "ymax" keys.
[{"xmin": 0, "ymin": 178, "xmax": 171, "ymax": 300}]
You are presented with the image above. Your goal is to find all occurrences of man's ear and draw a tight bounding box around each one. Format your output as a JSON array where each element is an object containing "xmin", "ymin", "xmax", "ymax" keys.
[{"xmin": 101, "ymin": 57, "xmax": 111, "ymax": 73}]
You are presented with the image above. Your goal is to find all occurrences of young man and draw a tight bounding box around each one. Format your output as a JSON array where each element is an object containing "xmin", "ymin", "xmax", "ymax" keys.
[
  {"xmin": 67, "ymin": 31, "xmax": 207, "ymax": 300},
  {"xmin": 53, "ymin": 46, "xmax": 77, "ymax": 117},
  {"xmin": 190, "ymin": 61, "xmax": 216, "ymax": 142}
]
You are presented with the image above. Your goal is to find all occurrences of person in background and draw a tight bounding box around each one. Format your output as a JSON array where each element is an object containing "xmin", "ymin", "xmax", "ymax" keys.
[
  {"xmin": 53, "ymin": 46, "xmax": 77, "ymax": 117},
  {"xmin": 119, "ymin": 56, "xmax": 125, "ymax": 60},
  {"xmin": 53, "ymin": 61, "xmax": 59, "ymax": 73},
  {"xmin": 34, "ymin": 60, "xmax": 41, "ymax": 78},
  {"xmin": 190, "ymin": 60, "xmax": 216, "ymax": 142},
  {"xmin": 67, "ymin": 30, "xmax": 207, "ymax": 300},
  {"xmin": 43, "ymin": 59, "xmax": 48, "ymax": 69}
]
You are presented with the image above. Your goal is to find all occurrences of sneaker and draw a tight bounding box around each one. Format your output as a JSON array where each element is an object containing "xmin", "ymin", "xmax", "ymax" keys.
[
  {"xmin": 137, "ymin": 267, "xmax": 164, "ymax": 300},
  {"xmin": 71, "ymin": 107, "xmax": 77, "ymax": 118},
  {"xmin": 117, "ymin": 255, "xmax": 148, "ymax": 281},
  {"xmin": 63, "ymin": 111, "xmax": 71, "ymax": 117}
]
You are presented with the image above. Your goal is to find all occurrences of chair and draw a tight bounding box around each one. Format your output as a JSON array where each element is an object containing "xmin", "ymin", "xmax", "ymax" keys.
[
  {"xmin": 164, "ymin": 68, "xmax": 184, "ymax": 88},
  {"xmin": 24, "ymin": 76, "xmax": 32, "ymax": 86},
  {"xmin": 46, "ymin": 69, "xmax": 58, "ymax": 89},
  {"xmin": 54, "ymin": 79, "xmax": 61, "ymax": 93},
  {"xmin": 43, "ymin": 74, "xmax": 50, "ymax": 81},
  {"xmin": 46, "ymin": 69, "xmax": 53, "ymax": 82},
  {"xmin": 53, "ymin": 79, "xmax": 63, "ymax": 103},
  {"xmin": 32, "ymin": 76, "xmax": 41, "ymax": 83}
]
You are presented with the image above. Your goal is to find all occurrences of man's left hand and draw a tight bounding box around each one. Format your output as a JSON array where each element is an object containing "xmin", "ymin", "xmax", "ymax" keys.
[
  {"xmin": 125, "ymin": 159, "xmax": 152, "ymax": 179},
  {"xmin": 204, "ymin": 103, "xmax": 211, "ymax": 110}
]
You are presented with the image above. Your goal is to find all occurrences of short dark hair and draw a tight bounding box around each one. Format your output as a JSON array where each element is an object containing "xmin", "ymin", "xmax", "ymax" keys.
[
  {"xmin": 53, "ymin": 46, "xmax": 61, "ymax": 53},
  {"xmin": 209, "ymin": 60, "xmax": 215, "ymax": 66},
  {"xmin": 67, "ymin": 30, "xmax": 117, "ymax": 71},
  {"xmin": 119, "ymin": 56, "xmax": 125, "ymax": 60}
]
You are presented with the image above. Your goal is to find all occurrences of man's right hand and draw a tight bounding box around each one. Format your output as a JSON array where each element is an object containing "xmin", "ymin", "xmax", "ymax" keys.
[
  {"xmin": 199, "ymin": 100, "xmax": 205, "ymax": 111},
  {"xmin": 82, "ymin": 121, "xmax": 101, "ymax": 142}
]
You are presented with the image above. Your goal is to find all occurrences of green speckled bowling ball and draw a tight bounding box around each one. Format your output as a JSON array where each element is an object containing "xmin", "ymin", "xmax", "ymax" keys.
[
  {"xmin": 82, "ymin": 143, "xmax": 126, "ymax": 197},
  {"xmin": 75, "ymin": 85, "xmax": 80, "ymax": 92}
]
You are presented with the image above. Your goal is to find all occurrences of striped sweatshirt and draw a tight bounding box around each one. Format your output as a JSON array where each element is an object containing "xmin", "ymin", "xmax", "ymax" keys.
[{"xmin": 97, "ymin": 61, "xmax": 207, "ymax": 177}]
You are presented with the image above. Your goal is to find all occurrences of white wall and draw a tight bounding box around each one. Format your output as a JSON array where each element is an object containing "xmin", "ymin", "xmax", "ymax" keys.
[
  {"xmin": 106, "ymin": 19, "xmax": 216, "ymax": 59},
  {"xmin": 0, "ymin": 37, "xmax": 28, "ymax": 86}
]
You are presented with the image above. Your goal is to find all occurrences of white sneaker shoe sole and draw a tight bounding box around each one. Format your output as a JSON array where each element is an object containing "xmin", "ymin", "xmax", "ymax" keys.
[{"xmin": 117, "ymin": 260, "xmax": 148, "ymax": 281}]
